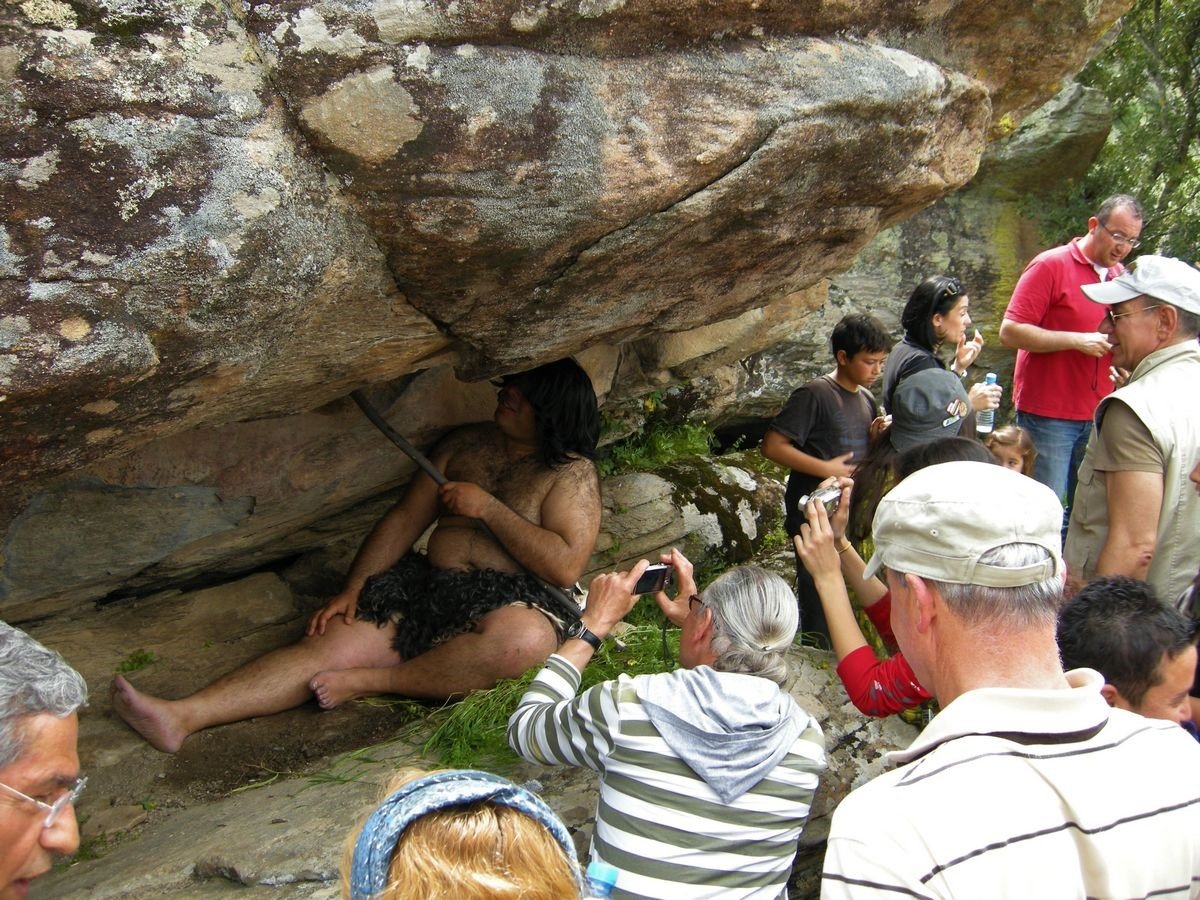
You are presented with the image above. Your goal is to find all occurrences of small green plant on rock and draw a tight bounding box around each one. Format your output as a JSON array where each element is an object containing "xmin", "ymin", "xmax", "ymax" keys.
[
  {"xmin": 598, "ymin": 422, "xmax": 714, "ymax": 477},
  {"xmin": 115, "ymin": 649, "xmax": 158, "ymax": 674}
]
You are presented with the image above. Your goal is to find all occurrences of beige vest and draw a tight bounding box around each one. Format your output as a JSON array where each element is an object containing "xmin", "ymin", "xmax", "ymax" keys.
[{"xmin": 1066, "ymin": 341, "xmax": 1200, "ymax": 603}]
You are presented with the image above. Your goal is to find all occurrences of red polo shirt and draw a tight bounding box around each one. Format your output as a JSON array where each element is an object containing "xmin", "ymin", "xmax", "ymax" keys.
[{"xmin": 1004, "ymin": 238, "xmax": 1121, "ymax": 421}]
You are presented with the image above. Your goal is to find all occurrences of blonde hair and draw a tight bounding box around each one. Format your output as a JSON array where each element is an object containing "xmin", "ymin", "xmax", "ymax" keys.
[
  {"xmin": 984, "ymin": 425, "xmax": 1037, "ymax": 476},
  {"xmin": 341, "ymin": 768, "xmax": 580, "ymax": 900}
]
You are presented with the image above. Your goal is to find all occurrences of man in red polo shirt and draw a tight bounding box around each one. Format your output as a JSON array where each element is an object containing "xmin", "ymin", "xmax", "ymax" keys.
[{"xmin": 999, "ymin": 194, "xmax": 1143, "ymax": 535}]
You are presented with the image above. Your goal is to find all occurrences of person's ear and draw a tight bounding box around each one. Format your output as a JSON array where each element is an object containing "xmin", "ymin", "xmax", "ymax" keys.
[
  {"xmin": 1087, "ymin": 216, "xmax": 1100, "ymax": 235},
  {"xmin": 681, "ymin": 606, "xmax": 715, "ymax": 663},
  {"xmin": 1099, "ymin": 683, "xmax": 1121, "ymax": 709},
  {"xmin": 1156, "ymin": 304, "xmax": 1178, "ymax": 339},
  {"xmin": 905, "ymin": 574, "xmax": 937, "ymax": 634},
  {"xmin": 835, "ymin": 349, "xmax": 850, "ymax": 368}
]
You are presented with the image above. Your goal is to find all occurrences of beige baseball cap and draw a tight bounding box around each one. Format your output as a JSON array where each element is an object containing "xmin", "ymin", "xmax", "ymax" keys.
[
  {"xmin": 1081, "ymin": 255, "xmax": 1200, "ymax": 314},
  {"xmin": 863, "ymin": 461, "xmax": 1064, "ymax": 588}
]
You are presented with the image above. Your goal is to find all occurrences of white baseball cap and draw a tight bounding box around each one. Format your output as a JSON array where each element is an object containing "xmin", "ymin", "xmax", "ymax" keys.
[
  {"xmin": 863, "ymin": 461, "xmax": 1064, "ymax": 588},
  {"xmin": 1081, "ymin": 255, "xmax": 1200, "ymax": 314}
]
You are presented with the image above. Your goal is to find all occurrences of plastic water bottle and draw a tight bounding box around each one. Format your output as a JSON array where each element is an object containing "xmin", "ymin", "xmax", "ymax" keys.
[
  {"xmin": 583, "ymin": 860, "xmax": 619, "ymax": 898},
  {"xmin": 975, "ymin": 372, "xmax": 999, "ymax": 434}
]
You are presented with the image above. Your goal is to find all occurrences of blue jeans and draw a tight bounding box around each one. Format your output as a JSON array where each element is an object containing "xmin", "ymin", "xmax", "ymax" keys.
[{"xmin": 1016, "ymin": 411, "xmax": 1091, "ymax": 536}]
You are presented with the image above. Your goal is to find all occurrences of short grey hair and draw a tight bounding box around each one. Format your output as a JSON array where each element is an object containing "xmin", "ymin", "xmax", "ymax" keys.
[
  {"xmin": 701, "ymin": 567, "xmax": 798, "ymax": 685},
  {"xmin": 0, "ymin": 622, "xmax": 88, "ymax": 768},
  {"xmin": 925, "ymin": 544, "xmax": 1064, "ymax": 629},
  {"xmin": 1168, "ymin": 303, "xmax": 1200, "ymax": 339}
]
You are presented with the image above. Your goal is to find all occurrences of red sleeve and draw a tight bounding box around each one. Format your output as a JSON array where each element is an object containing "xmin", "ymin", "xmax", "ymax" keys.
[
  {"xmin": 835, "ymin": 646, "xmax": 932, "ymax": 718},
  {"xmin": 1004, "ymin": 252, "xmax": 1054, "ymax": 325},
  {"xmin": 864, "ymin": 591, "xmax": 897, "ymax": 650}
]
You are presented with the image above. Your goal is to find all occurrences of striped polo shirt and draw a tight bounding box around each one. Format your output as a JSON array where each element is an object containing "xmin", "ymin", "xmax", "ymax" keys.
[
  {"xmin": 823, "ymin": 668, "xmax": 1200, "ymax": 899},
  {"xmin": 508, "ymin": 654, "xmax": 826, "ymax": 899}
]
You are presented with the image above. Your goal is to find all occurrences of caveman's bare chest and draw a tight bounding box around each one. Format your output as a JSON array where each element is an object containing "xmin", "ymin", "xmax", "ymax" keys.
[{"xmin": 444, "ymin": 436, "xmax": 554, "ymax": 519}]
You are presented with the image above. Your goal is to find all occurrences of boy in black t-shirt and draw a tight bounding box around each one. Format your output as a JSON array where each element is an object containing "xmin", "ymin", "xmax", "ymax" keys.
[{"xmin": 761, "ymin": 313, "xmax": 892, "ymax": 648}]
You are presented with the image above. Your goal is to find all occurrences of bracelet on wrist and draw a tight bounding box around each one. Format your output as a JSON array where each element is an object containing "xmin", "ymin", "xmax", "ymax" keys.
[{"xmin": 837, "ymin": 541, "xmax": 853, "ymax": 554}]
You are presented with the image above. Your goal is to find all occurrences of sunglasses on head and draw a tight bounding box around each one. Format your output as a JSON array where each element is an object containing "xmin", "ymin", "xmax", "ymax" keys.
[{"xmin": 939, "ymin": 278, "xmax": 963, "ymax": 301}]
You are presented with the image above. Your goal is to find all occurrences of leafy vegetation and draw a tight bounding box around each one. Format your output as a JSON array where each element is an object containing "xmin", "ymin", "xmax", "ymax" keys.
[
  {"xmin": 1032, "ymin": 0, "xmax": 1200, "ymax": 256},
  {"xmin": 757, "ymin": 521, "xmax": 792, "ymax": 555},
  {"xmin": 114, "ymin": 649, "xmax": 158, "ymax": 674},
  {"xmin": 597, "ymin": 422, "xmax": 714, "ymax": 477},
  {"xmin": 419, "ymin": 609, "xmax": 680, "ymax": 770}
]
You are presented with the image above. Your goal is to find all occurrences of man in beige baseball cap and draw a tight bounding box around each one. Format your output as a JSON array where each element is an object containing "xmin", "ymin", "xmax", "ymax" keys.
[
  {"xmin": 1065, "ymin": 255, "xmax": 1200, "ymax": 604},
  {"xmin": 822, "ymin": 460, "xmax": 1200, "ymax": 899}
]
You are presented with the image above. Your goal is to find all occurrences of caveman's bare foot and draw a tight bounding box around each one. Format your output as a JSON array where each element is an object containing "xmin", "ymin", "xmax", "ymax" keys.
[
  {"xmin": 111, "ymin": 675, "xmax": 188, "ymax": 753},
  {"xmin": 309, "ymin": 669, "xmax": 375, "ymax": 710}
]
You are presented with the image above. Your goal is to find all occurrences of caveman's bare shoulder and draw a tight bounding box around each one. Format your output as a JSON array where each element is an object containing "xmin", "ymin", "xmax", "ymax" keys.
[
  {"xmin": 553, "ymin": 453, "xmax": 601, "ymax": 496},
  {"xmin": 432, "ymin": 422, "xmax": 502, "ymax": 461}
]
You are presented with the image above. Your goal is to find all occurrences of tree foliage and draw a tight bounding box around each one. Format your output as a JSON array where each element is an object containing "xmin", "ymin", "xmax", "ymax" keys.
[{"xmin": 1034, "ymin": 0, "xmax": 1200, "ymax": 259}]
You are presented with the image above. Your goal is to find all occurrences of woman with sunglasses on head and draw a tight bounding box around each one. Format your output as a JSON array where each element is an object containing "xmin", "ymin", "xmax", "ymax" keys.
[{"xmin": 881, "ymin": 275, "xmax": 1002, "ymax": 418}]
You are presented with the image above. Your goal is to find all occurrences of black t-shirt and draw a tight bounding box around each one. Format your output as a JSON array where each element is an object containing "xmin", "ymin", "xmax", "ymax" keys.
[
  {"xmin": 881, "ymin": 337, "xmax": 942, "ymax": 414},
  {"xmin": 769, "ymin": 374, "xmax": 877, "ymax": 535}
]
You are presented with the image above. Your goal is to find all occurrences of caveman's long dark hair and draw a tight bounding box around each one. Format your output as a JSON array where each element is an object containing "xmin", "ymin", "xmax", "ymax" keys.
[{"xmin": 503, "ymin": 358, "xmax": 600, "ymax": 468}]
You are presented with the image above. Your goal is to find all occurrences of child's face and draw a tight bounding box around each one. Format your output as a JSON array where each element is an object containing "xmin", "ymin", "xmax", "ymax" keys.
[
  {"xmin": 839, "ymin": 350, "xmax": 888, "ymax": 388},
  {"xmin": 990, "ymin": 443, "xmax": 1025, "ymax": 473}
]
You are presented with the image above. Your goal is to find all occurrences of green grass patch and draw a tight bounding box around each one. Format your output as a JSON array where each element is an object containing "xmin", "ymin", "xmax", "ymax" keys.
[
  {"xmin": 598, "ymin": 422, "xmax": 713, "ymax": 477},
  {"xmin": 114, "ymin": 649, "xmax": 158, "ymax": 674},
  {"xmin": 756, "ymin": 519, "xmax": 790, "ymax": 556},
  {"xmin": 421, "ymin": 607, "xmax": 680, "ymax": 770}
]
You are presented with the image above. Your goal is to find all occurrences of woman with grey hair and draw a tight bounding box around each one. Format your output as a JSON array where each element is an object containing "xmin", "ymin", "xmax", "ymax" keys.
[
  {"xmin": 508, "ymin": 552, "xmax": 826, "ymax": 900},
  {"xmin": 0, "ymin": 622, "xmax": 88, "ymax": 895}
]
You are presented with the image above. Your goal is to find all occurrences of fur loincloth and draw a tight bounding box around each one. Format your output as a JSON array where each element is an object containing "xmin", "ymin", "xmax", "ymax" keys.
[{"xmin": 355, "ymin": 553, "xmax": 580, "ymax": 659}]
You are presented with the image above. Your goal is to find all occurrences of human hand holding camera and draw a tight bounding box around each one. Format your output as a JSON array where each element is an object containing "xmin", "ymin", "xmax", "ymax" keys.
[
  {"xmin": 653, "ymin": 548, "xmax": 697, "ymax": 627},
  {"xmin": 582, "ymin": 559, "xmax": 650, "ymax": 638}
]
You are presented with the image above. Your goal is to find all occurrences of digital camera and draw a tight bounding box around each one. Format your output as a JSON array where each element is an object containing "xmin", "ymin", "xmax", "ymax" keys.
[
  {"xmin": 798, "ymin": 485, "xmax": 841, "ymax": 516},
  {"xmin": 634, "ymin": 563, "xmax": 673, "ymax": 595}
]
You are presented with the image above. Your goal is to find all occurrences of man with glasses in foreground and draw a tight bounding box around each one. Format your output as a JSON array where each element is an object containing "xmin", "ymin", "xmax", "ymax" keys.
[
  {"xmin": 0, "ymin": 622, "xmax": 88, "ymax": 898},
  {"xmin": 1066, "ymin": 255, "xmax": 1200, "ymax": 604},
  {"xmin": 999, "ymin": 194, "xmax": 1143, "ymax": 533},
  {"xmin": 822, "ymin": 461, "xmax": 1200, "ymax": 898}
]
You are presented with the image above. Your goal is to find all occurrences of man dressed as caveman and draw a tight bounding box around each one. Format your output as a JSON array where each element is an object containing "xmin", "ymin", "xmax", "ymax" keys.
[{"xmin": 113, "ymin": 359, "xmax": 602, "ymax": 752}]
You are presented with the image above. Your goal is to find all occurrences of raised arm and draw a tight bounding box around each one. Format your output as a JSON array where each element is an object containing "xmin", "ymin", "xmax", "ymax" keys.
[
  {"xmin": 795, "ymin": 494, "xmax": 877, "ymax": 662},
  {"xmin": 825, "ymin": 482, "xmax": 888, "ymax": 609},
  {"xmin": 798, "ymin": 489, "xmax": 929, "ymax": 716},
  {"xmin": 507, "ymin": 562, "xmax": 646, "ymax": 769}
]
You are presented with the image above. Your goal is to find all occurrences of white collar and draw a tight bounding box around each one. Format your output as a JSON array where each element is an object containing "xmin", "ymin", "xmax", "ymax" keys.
[{"xmin": 887, "ymin": 669, "xmax": 1109, "ymax": 766}]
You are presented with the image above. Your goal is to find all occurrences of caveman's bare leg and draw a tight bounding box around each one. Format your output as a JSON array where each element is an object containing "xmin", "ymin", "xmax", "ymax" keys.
[
  {"xmin": 112, "ymin": 617, "xmax": 401, "ymax": 753},
  {"xmin": 309, "ymin": 605, "xmax": 557, "ymax": 709}
]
